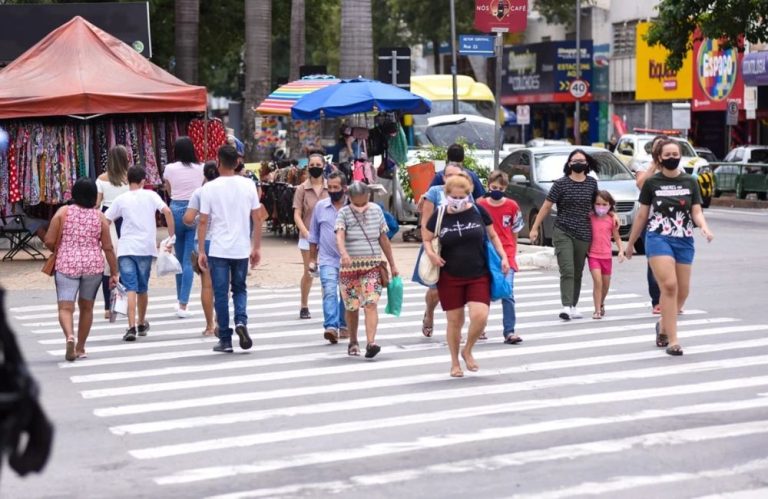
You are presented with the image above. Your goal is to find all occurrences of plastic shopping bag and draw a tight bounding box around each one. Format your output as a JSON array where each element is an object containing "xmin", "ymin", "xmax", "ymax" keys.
[
  {"xmin": 157, "ymin": 237, "xmax": 182, "ymax": 277},
  {"xmin": 110, "ymin": 283, "xmax": 128, "ymax": 322},
  {"xmin": 385, "ymin": 275, "xmax": 404, "ymax": 317}
]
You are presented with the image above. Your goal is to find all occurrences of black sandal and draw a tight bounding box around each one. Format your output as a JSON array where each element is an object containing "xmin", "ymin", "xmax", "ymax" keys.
[
  {"xmin": 365, "ymin": 343, "xmax": 381, "ymax": 359},
  {"xmin": 504, "ymin": 334, "xmax": 523, "ymax": 344},
  {"xmin": 655, "ymin": 322, "xmax": 669, "ymax": 348},
  {"xmin": 666, "ymin": 344, "xmax": 683, "ymax": 356}
]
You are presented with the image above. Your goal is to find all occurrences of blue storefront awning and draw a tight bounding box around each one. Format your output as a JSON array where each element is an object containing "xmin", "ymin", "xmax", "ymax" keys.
[{"xmin": 743, "ymin": 51, "xmax": 768, "ymax": 87}]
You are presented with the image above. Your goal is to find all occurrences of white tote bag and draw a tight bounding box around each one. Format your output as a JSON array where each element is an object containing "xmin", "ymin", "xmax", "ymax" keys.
[{"xmin": 418, "ymin": 206, "xmax": 446, "ymax": 286}]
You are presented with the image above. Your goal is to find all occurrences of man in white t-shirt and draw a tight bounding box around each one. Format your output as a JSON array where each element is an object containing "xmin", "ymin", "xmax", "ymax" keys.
[
  {"xmin": 105, "ymin": 166, "xmax": 174, "ymax": 342},
  {"xmin": 198, "ymin": 145, "xmax": 262, "ymax": 353}
]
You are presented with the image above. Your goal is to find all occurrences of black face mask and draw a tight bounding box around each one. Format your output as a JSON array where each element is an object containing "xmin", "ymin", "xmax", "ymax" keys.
[
  {"xmin": 308, "ymin": 167, "xmax": 324, "ymax": 178},
  {"xmin": 489, "ymin": 190, "xmax": 504, "ymax": 201},
  {"xmin": 329, "ymin": 191, "xmax": 344, "ymax": 202},
  {"xmin": 660, "ymin": 157, "xmax": 681, "ymax": 170},
  {"xmin": 570, "ymin": 162, "xmax": 588, "ymax": 174}
]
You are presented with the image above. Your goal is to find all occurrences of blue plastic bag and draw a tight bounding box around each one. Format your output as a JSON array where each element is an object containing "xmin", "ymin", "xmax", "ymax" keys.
[
  {"xmin": 485, "ymin": 239, "xmax": 511, "ymax": 302},
  {"xmin": 385, "ymin": 275, "xmax": 404, "ymax": 316}
]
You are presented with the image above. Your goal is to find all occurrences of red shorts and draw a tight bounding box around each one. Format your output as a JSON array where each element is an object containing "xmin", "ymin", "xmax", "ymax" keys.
[
  {"xmin": 588, "ymin": 256, "xmax": 613, "ymax": 276},
  {"xmin": 436, "ymin": 271, "xmax": 491, "ymax": 311}
]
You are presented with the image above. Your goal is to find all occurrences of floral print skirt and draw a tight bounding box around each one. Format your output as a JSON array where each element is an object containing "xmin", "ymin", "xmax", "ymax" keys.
[{"xmin": 340, "ymin": 263, "xmax": 382, "ymax": 312}]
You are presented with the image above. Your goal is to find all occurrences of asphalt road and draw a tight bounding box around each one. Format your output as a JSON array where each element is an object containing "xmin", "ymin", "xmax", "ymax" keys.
[{"xmin": 1, "ymin": 207, "xmax": 767, "ymax": 499}]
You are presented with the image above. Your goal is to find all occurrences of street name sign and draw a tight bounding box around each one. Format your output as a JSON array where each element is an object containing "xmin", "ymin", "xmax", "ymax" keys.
[{"xmin": 459, "ymin": 35, "xmax": 495, "ymax": 56}]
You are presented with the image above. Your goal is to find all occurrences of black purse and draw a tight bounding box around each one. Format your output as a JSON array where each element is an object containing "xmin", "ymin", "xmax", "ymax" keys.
[{"xmin": 0, "ymin": 288, "xmax": 54, "ymax": 476}]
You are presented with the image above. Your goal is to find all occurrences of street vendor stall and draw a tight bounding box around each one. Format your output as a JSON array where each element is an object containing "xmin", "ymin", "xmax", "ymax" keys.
[{"xmin": 0, "ymin": 16, "xmax": 209, "ymax": 213}]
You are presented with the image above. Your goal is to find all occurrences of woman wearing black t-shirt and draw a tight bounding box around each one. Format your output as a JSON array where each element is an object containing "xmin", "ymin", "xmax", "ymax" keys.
[
  {"xmin": 626, "ymin": 139, "xmax": 714, "ymax": 356},
  {"xmin": 529, "ymin": 149, "xmax": 599, "ymax": 321},
  {"xmin": 423, "ymin": 173, "xmax": 510, "ymax": 378}
]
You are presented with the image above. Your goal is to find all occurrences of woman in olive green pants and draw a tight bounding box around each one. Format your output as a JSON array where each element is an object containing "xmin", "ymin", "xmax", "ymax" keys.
[{"xmin": 530, "ymin": 149, "xmax": 599, "ymax": 321}]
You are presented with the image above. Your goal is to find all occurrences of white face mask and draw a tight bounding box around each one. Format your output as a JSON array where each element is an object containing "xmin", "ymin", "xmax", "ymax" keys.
[{"xmin": 446, "ymin": 195, "xmax": 470, "ymax": 212}]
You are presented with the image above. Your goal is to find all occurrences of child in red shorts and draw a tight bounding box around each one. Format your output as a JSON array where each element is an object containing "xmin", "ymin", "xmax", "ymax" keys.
[{"xmin": 588, "ymin": 190, "xmax": 625, "ymax": 319}]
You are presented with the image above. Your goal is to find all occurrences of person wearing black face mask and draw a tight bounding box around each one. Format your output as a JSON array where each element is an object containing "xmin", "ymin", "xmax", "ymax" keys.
[
  {"xmin": 293, "ymin": 152, "xmax": 330, "ymax": 320},
  {"xmin": 626, "ymin": 139, "xmax": 714, "ymax": 357},
  {"xmin": 530, "ymin": 149, "xmax": 600, "ymax": 321}
]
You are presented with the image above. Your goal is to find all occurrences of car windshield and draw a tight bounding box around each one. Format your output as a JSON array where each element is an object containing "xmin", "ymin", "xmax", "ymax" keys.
[
  {"xmin": 425, "ymin": 119, "xmax": 497, "ymax": 149},
  {"xmin": 749, "ymin": 149, "xmax": 768, "ymax": 163},
  {"xmin": 535, "ymin": 151, "xmax": 634, "ymax": 182},
  {"xmin": 639, "ymin": 138, "xmax": 696, "ymax": 157}
]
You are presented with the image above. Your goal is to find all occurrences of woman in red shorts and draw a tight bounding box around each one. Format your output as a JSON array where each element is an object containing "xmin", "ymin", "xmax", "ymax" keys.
[{"xmin": 423, "ymin": 173, "xmax": 510, "ymax": 377}]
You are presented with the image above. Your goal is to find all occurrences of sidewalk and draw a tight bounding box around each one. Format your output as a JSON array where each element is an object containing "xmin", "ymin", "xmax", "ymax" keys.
[{"xmin": 0, "ymin": 230, "xmax": 556, "ymax": 291}]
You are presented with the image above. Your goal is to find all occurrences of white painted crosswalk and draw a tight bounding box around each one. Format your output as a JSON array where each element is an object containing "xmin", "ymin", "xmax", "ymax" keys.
[{"xmin": 9, "ymin": 270, "xmax": 768, "ymax": 498}]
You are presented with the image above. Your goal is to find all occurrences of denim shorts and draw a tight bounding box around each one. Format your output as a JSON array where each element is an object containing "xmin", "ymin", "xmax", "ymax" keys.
[
  {"xmin": 118, "ymin": 255, "xmax": 153, "ymax": 293},
  {"xmin": 645, "ymin": 232, "xmax": 695, "ymax": 265}
]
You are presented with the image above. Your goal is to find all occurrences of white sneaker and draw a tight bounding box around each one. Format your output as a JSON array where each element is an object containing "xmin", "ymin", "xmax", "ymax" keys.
[
  {"xmin": 176, "ymin": 308, "xmax": 193, "ymax": 319},
  {"xmin": 559, "ymin": 306, "xmax": 571, "ymax": 321},
  {"xmin": 570, "ymin": 307, "xmax": 583, "ymax": 319}
]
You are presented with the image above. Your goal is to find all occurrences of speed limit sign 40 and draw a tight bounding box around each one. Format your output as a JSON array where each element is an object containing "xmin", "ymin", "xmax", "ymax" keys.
[{"xmin": 569, "ymin": 79, "xmax": 588, "ymax": 99}]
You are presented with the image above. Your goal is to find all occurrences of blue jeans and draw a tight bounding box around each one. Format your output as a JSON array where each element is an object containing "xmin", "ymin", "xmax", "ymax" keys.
[
  {"xmin": 319, "ymin": 265, "xmax": 347, "ymax": 332},
  {"xmin": 171, "ymin": 200, "xmax": 195, "ymax": 305},
  {"xmin": 208, "ymin": 257, "xmax": 249, "ymax": 341},
  {"xmin": 118, "ymin": 256, "xmax": 153, "ymax": 294},
  {"xmin": 501, "ymin": 270, "xmax": 516, "ymax": 335}
]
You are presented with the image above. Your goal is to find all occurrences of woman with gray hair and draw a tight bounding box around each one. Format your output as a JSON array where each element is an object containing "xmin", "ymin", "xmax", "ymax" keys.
[{"xmin": 335, "ymin": 181, "xmax": 399, "ymax": 358}]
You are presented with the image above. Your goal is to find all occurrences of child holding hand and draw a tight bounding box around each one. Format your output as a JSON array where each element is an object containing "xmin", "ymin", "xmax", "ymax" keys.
[{"xmin": 589, "ymin": 190, "xmax": 625, "ymax": 319}]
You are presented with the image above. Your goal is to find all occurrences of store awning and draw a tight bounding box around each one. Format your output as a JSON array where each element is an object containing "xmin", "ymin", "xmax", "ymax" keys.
[
  {"xmin": 743, "ymin": 51, "xmax": 768, "ymax": 87},
  {"xmin": 0, "ymin": 16, "xmax": 207, "ymax": 119}
]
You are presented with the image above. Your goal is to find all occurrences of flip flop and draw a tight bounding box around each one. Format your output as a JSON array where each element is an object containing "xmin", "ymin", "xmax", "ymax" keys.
[
  {"xmin": 422, "ymin": 313, "xmax": 433, "ymax": 337},
  {"xmin": 76, "ymin": 352, "xmax": 88, "ymax": 360},
  {"xmin": 592, "ymin": 311, "xmax": 602, "ymax": 320},
  {"xmin": 65, "ymin": 339, "xmax": 76, "ymax": 362},
  {"xmin": 347, "ymin": 343, "xmax": 361, "ymax": 356},
  {"xmin": 655, "ymin": 322, "xmax": 669, "ymax": 348},
  {"xmin": 666, "ymin": 344, "xmax": 683, "ymax": 356},
  {"xmin": 504, "ymin": 334, "xmax": 523, "ymax": 344}
]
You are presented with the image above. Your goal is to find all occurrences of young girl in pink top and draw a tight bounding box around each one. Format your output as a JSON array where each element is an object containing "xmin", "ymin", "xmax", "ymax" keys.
[{"xmin": 589, "ymin": 190, "xmax": 625, "ymax": 319}]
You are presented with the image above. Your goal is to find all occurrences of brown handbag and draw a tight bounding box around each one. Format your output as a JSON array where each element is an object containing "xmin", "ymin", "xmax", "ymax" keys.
[{"xmin": 41, "ymin": 207, "xmax": 67, "ymax": 276}]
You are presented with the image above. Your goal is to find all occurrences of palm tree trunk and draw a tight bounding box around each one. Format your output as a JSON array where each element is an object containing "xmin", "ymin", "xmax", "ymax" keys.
[
  {"xmin": 244, "ymin": 0, "xmax": 272, "ymax": 161},
  {"xmin": 339, "ymin": 0, "xmax": 373, "ymax": 79},
  {"xmin": 289, "ymin": 0, "xmax": 306, "ymax": 81},
  {"xmin": 175, "ymin": 0, "xmax": 199, "ymax": 83}
]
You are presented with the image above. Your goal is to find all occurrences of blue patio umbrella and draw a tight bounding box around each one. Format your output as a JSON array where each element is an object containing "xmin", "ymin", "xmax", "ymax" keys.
[{"xmin": 291, "ymin": 78, "xmax": 432, "ymax": 119}]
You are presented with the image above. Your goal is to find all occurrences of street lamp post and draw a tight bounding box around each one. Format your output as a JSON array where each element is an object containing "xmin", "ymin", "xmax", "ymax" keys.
[
  {"xmin": 450, "ymin": 0, "xmax": 459, "ymax": 114},
  {"xmin": 574, "ymin": 0, "xmax": 581, "ymax": 145}
]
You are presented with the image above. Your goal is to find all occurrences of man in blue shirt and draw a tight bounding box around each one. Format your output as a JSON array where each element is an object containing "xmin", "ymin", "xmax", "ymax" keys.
[
  {"xmin": 308, "ymin": 171, "xmax": 348, "ymax": 344},
  {"xmin": 427, "ymin": 143, "xmax": 486, "ymax": 197}
]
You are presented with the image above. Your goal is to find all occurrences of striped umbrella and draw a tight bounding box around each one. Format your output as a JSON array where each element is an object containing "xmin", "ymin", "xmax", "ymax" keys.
[{"xmin": 254, "ymin": 75, "xmax": 340, "ymax": 116}]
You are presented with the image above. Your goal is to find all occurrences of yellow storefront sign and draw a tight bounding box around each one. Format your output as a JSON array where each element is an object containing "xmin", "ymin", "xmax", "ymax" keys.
[{"xmin": 636, "ymin": 22, "xmax": 693, "ymax": 100}]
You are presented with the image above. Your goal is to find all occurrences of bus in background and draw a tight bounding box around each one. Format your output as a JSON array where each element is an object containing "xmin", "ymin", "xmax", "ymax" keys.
[{"xmin": 408, "ymin": 74, "xmax": 495, "ymax": 146}]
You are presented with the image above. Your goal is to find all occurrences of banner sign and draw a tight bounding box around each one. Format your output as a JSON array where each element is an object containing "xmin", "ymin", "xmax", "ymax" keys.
[
  {"xmin": 635, "ymin": 22, "xmax": 693, "ymax": 100},
  {"xmin": 743, "ymin": 51, "xmax": 768, "ymax": 87},
  {"xmin": 501, "ymin": 40, "xmax": 593, "ymax": 105},
  {"xmin": 474, "ymin": 0, "xmax": 528, "ymax": 33},
  {"xmin": 693, "ymin": 37, "xmax": 745, "ymax": 111}
]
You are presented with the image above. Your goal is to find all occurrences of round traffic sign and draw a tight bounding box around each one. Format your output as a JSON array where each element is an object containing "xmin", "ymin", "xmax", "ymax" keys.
[{"xmin": 569, "ymin": 79, "xmax": 588, "ymax": 99}]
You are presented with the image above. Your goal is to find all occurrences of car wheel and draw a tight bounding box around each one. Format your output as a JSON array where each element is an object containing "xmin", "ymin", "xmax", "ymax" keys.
[
  {"xmin": 634, "ymin": 238, "xmax": 645, "ymax": 255},
  {"xmin": 529, "ymin": 210, "xmax": 544, "ymax": 246}
]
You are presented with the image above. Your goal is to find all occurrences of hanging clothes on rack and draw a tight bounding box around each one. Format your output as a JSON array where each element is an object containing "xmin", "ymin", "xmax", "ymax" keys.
[{"xmin": 188, "ymin": 118, "xmax": 227, "ymax": 161}]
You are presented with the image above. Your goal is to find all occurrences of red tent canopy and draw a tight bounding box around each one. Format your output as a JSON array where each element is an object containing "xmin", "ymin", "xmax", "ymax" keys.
[{"xmin": 0, "ymin": 16, "xmax": 207, "ymax": 119}]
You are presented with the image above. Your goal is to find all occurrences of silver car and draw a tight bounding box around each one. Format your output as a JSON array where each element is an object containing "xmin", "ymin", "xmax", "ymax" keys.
[{"xmin": 499, "ymin": 146, "xmax": 643, "ymax": 252}]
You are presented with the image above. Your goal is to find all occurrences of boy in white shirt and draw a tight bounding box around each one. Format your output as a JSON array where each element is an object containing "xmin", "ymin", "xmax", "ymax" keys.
[
  {"xmin": 105, "ymin": 166, "xmax": 174, "ymax": 342},
  {"xmin": 198, "ymin": 145, "xmax": 262, "ymax": 353}
]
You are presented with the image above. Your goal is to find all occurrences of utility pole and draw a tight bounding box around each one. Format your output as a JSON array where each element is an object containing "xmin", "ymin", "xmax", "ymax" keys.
[
  {"xmin": 574, "ymin": 0, "xmax": 581, "ymax": 145},
  {"xmin": 450, "ymin": 0, "xmax": 459, "ymax": 114},
  {"xmin": 493, "ymin": 32, "xmax": 503, "ymax": 169}
]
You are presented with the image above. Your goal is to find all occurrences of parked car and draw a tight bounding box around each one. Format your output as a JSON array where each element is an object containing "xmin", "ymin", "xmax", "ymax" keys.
[
  {"xmin": 716, "ymin": 146, "xmax": 768, "ymax": 199},
  {"xmin": 499, "ymin": 146, "xmax": 645, "ymax": 253},
  {"xmin": 613, "ymin": 133, "xmax": 713, "ymax": 207},
  {"xmin": 408, "ymin": 114, "xmax": 507, "ymax": 172},
  {"xmin": 694, "ymin": 147, "xmax": 718, "ymax": 163},
  {"xmin": 526, "ymin": 138, "xmax": 571, "ymax": 148}
]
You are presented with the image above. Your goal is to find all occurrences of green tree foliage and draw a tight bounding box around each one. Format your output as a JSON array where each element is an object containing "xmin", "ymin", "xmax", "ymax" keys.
[
  {"xmin": 646, "ymin": 0, "xmax": 768, "ymax": 71},
  {"xmin": 533, "ymin": 0, "xmax": 596, "ymax": 25}
]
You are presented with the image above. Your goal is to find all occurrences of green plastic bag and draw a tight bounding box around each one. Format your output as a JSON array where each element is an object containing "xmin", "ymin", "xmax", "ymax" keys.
[{"xmin": 385, "ymin": 275, "xmax": 404, "ymax": 317}]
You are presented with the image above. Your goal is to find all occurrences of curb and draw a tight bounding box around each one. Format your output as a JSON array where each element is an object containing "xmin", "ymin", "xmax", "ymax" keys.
[
  {"xmin": 517, "ymin": 246, "xmax": 558, "ymax": 271},
  {"xmin": 711, "ymin": 197, "xmax": 768, "ymax": 209}
]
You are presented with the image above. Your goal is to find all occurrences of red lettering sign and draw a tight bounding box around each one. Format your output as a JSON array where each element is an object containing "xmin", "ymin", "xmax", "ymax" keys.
[{"xmin": 474, "ymin": 0, "xmax": 528, "ymax": 33}]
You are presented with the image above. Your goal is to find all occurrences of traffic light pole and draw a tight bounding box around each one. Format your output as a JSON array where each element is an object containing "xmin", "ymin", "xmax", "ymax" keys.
[
  {"xmin": 450, "ymin": 0, "xmax": 459, "ymax": 114},
  {"xmin": 493, "ymin": 31, "xmax": 503, "ymax": 169},
  {"xmin": 574, "ymin": 0, "xmax": 581, "ymax": 145}
]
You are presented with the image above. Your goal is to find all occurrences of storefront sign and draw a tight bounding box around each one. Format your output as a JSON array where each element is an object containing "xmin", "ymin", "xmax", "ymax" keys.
[
  {"xmin": 693, "ymin": 37, "xmax": 744, "ymax": 111},
  {"xmin": 501, "ymin": 40, "xmax": 593, "ymax": 105},
  {"xmin": 635, "ymin": 22, "xmax": 693, "ymax": 101},
  {"xmin": 474, "ymin": 0, "xmax": 528, "ymax": 33},
  {"xmin": 743, "ymin": 51, "xmax": 768, "ymax": 87}
]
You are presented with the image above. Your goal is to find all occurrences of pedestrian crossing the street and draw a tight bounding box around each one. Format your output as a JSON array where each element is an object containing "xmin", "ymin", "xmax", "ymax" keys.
[{"xmin": 10, "ymin": 270, "xmax": 768, "ymax": 498}]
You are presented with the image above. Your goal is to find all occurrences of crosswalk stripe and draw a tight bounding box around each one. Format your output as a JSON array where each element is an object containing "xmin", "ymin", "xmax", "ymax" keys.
[
  {"xmin": 132, "ymin": 376, "xmax": 768, "ymax": 459},
  {"xmin": 111, "ymin": 354, "xmax": 768, "ymax": 436},
  {"xmin": 31, "ymin": 288, "xmax": 594, "ymax": 335},
  {"xmin": 71, "ymin": 317, "xmax": 736, "ymax": 383},
  {"xmin": 697, "ymin": 488, "xmax": 768, "ymax": 499},
  {"xmin": 93, "ymin": 334, "xmax": 768, "ymax": 418},
  {"xmin": 58, "ymin": 310, "xmax": 709, "ymax": 370},
  {"xmin": 204, "ymin": 422, "xmax": 768, "ymax": 499},
  {"xmin": 513, "ymin": 458, "xmax": 768, "ymax": 499},
  {"xmin": 153, "ymin": 397, "xmax": 768, "ymax": 484},
  {"xmin": 79, "ymin": 324, "xmax": 768, "ymax": 399}
]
